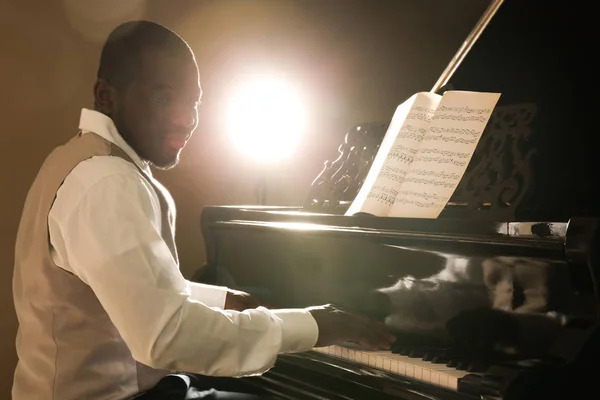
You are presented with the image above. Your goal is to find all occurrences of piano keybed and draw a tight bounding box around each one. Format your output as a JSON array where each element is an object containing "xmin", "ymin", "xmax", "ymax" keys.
[{"xmin": 312, "ymin": 344, "xmax": 475, "ymax": 392}]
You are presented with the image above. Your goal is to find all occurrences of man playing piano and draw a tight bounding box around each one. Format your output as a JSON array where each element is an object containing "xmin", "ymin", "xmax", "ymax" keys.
[{"xmin": 11, "ymin": 20, "xmax": 394, "ymax": 400}]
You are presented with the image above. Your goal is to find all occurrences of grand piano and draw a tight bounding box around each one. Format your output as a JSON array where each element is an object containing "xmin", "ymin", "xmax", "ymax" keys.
[{"xmin": 193, "ymin": 0, "xmax": 599, "ymax": 398}]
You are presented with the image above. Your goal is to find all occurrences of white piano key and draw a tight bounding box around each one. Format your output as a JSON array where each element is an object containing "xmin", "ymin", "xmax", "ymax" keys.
[{"xmin": 312, "ymin": 345, "xmax": 475, "ymax": 391}]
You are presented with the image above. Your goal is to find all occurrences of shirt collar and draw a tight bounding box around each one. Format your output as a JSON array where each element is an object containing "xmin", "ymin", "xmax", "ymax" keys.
[{"xmin": 78, "ymin": 108, "xmax": 152, "ymax": 175}]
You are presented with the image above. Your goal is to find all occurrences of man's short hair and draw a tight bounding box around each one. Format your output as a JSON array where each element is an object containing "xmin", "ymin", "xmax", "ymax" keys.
[{"xmin": 97, "ymin": 20, "xmax": 194, "ymax": 91}]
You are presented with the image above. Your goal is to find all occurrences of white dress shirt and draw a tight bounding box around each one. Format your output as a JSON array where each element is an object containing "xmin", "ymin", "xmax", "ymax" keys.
[{"xmin": 48, "ymin": 109, "xmax": 318, "ymax": 378}]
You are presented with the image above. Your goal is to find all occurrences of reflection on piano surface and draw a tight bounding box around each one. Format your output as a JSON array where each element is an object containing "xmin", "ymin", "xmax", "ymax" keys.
[{"xmin": 193, "ymin": 0, "xmax": 599, "ymax": 398}]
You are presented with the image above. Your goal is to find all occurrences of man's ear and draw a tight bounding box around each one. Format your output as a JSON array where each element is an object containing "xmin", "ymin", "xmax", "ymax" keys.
[{"xmin": 93, "ymin": 79, "xmax": 117, "ymax": 115}]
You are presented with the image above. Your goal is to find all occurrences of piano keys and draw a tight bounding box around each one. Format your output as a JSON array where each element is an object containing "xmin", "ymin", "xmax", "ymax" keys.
[
  {"xmin": 313, "ymin": 344, "xmax": 471, "ymax": 391},
  {"xmin": 192, "ymin": 0, "xmax": 600, "ymax": 398}
]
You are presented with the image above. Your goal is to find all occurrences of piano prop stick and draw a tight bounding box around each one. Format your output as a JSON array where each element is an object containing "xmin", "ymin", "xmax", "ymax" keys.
[{"xmin": 346, "ymin": 90, "xmax": 500, "ymax": 219}]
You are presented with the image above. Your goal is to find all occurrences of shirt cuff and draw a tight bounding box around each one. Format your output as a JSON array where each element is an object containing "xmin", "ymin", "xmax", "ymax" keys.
[
  {"xmin": 187, "ymin": 281, "xmax": 228, "ymax": 308},
  {"xmin": 270, "ymin": 308, "xmax": 319, "ymax": 353}
]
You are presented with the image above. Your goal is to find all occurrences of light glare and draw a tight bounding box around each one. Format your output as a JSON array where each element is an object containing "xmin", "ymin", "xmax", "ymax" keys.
[{"xmin": 226, "ymin": 76, "xmax": 305, "ymax": 162}]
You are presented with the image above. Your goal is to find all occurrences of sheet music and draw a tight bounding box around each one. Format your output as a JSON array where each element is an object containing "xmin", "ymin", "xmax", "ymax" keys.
[
  {"xmin": 388, "ymin": 91, "xmax": 501, "ymax": 218},
  {"xmin": 345, "ymin": 92, "xmax": 442, "ymax": 216}
]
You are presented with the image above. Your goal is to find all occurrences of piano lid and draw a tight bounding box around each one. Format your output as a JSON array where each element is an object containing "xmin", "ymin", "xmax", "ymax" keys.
[{"xmin": 435, "ymin": 0, "xmax": 598, "ymax": 221}]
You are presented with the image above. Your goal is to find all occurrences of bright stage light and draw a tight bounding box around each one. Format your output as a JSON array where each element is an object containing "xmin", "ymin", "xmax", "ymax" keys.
[{"xmin": 226, "ymin": 76, "xmax": 306, "ymax": 163}]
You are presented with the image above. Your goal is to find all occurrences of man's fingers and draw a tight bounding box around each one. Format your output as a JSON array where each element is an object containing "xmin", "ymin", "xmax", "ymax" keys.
[
  {"xmin": 356, "ymin": 333, "xmax": 391, "ymax": 350},
  {"xmin": 357, "ymin": 338, "xmax": 383, "ymax": 351},
  {"xmin": 374, "ymin": 323, "xmax": 396, "ymax": 346},
  {"xmin": 342, "ymin": 308, "xmax": 393, "ymax": 339},
  {"xmin": 365, "ymin": 319, "xmax": 395, "ymax": 344},
  {"xmin": 311, "ymin": 305, "xmax": 396, "ymax": 350},
  {"xmin": 345, "ymin": 315, "xmax": 395, "ymax": 350}
]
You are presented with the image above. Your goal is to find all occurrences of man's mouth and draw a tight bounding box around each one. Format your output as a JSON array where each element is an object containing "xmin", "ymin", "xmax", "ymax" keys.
[{"xmin": 164, "ymin": 137, "xmax": 188, "ymax": 150}]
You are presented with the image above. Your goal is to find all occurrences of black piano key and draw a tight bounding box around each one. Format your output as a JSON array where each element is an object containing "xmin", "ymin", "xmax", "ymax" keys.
[
  {"xmin": 466, "ymin": 361, "xmax": 488, "ymax": 372},
  {"xmin": 456, "ymin": 361, "xmax": 469, "ymax": 370},
  {"xmin": 429, "ymin": 348, "xmax": 455, "ymax": 364},
  {"xmin": 422, "ymin": 348, "xmax": 451, "ymax": 361},
  {"xmin": 408, "ymin": 348, "xmax": 425, "ymax": 358},
  {"xmin": 432, "ymin": 355, "xmax": 448, "ymax": 364},
  {"xmin": 446, "ymin": 359, "xmax": 458, "ymax": 367}
]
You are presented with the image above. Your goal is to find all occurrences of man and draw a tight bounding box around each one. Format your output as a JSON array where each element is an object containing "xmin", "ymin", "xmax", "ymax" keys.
[{"xmin": 12, "ymin": 20, "xmax": 394, "ymax": 399}]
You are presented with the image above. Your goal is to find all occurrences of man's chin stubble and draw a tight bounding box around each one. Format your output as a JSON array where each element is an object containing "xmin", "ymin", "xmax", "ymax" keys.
[{"xmin": 150, "ymin": 156, "xmax": 180, "ymax": 171}]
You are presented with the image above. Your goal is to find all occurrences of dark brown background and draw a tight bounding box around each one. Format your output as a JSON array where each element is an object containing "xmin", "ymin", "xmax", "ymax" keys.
[{"xmin": 0, "ymin": 0, "xmax": 486, "ymax": 396}]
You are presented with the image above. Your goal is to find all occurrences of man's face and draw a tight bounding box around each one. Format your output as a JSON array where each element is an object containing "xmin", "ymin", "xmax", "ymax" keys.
[{"xmin": 113, "ymin": 48, "xmax": 201, "ymax": 169}]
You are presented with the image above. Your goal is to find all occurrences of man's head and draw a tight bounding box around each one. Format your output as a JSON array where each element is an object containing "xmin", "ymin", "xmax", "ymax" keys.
[{"xmin": 94, "ymin": 21, "xmax": 201, "ymax": 169}]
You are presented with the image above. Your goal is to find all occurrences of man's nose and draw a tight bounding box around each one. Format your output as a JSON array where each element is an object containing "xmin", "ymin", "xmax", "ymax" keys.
[{"xmin": 172, "ymin": 106, "xmax": 197, "ymax": 128}]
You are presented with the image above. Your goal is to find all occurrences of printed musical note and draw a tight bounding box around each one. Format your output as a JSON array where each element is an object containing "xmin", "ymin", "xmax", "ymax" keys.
[
  {"xmin": 366, "ymin": 185, "xmax": 399, "ymax": 207},
  {"xmin": 378, "ymin": 165, "xmax": 408, "ymax": 183},
  {"xmin": 429, "ymin": 126, "xmax": 479, "ymax": 137},
  {"xmin": 389, "ymin": 91, "xmax": 500, "ymax": 218},
  {"xmin": 345, "ymin": 90, "xmax": 500, "ymax": 219},
  {"xmin": 346, "ymin": 92, "xmax": 442, "ymax": 217},
  {"xmin": 421, "ymin": 134, "xmax": 478, "ymax": 145}
]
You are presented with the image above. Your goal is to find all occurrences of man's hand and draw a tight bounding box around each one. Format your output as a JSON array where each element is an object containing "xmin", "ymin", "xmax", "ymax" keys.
[
  {"xmin": 224, "ymin": 289, "xmax": 265, "ymax": 311},
  {"xmin": 308, "ymin": 304, "xmax": 396, "ymax": 350}
]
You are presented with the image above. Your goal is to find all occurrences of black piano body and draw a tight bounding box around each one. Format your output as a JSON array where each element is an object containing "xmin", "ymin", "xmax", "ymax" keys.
[
  {"xmin": 195, "ymin": 208, "xmax": 600, "ymax": 399},
  {"xmin": 193, "ymin": 0, "xmax": 600, "ymax": 398}
]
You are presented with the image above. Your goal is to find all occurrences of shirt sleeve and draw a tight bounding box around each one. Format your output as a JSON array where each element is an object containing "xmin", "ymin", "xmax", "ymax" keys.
[
  {"xmin": 187, "ymin": 281, "xmax": 228, "ymax": 308},
  {"xmin": 55, "ymin": 170, "xmax": 318, "ymax": 376}
]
